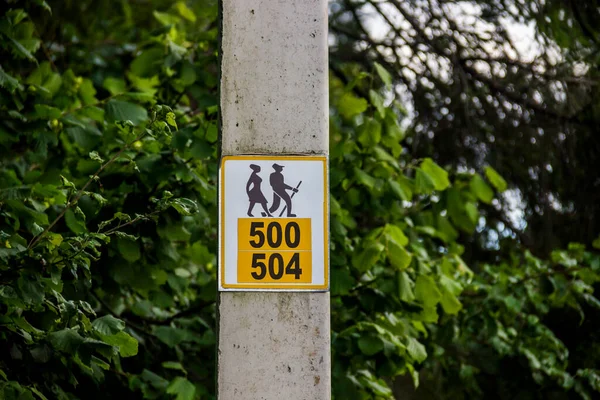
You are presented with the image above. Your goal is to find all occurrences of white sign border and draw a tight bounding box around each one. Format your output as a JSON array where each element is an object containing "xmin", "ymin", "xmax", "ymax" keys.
[{"xmin": 218, "ymin": 154, "xmax": 330, "ymax": 292}]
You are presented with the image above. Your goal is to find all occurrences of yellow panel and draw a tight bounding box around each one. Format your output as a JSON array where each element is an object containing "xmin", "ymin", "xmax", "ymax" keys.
[
  {"xmin": 238, "ymin": 218, "xmax": 311, "ymax": 251},
  {"xmin": 237, "ymin": 251, "xmax": 312, "ymax": 283}
]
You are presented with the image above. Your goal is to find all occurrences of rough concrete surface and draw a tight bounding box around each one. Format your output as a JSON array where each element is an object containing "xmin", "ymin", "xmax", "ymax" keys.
[
  {"xmin": 218, "ymin": 0, "xmax": 330, "ymax": 399},
  {"xmin": 217, "ymin": 292, "xmax": 331, "ymax": 399},
  {"xmin": 220, "ymin": 0, "xmax": 328, "ymax": 155}
]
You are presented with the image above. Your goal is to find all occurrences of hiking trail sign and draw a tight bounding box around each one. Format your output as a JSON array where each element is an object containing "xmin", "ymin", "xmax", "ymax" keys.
[{"xmin": 219, "ymin": 155, "xmax": 329, "ymax": 291}]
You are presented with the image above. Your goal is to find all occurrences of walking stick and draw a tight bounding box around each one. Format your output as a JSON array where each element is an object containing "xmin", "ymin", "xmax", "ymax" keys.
[{"xmin": 278, "ymin": 181, "xmax": 302, "ymax": 217}]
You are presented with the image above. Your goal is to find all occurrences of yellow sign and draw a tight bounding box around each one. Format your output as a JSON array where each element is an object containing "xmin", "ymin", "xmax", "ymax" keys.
[
  {"xmin": 219, "ymin": 156, "xmax": 328, "ymax": 290},
  {"xmin": 237, "ymin": 218, "xmax": 312, "ymax": 283}
]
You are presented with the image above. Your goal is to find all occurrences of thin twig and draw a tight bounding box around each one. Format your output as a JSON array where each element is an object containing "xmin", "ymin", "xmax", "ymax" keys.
[
  {"xmin": 28, "ymin": 129, "xmax": 148, "ymax": 250},
  {"xmin": 91, "ymin": 291, "xmax": 153, "ymax": 337},
  {"xmin": 103, "ymin": 211, "xmax": 160, "ymax": 235}
]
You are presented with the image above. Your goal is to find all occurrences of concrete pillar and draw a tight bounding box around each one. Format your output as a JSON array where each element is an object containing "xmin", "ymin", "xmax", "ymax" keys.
[{"xmin": 217, "ymin": 1, "xmax": 330, "ymax": 400}]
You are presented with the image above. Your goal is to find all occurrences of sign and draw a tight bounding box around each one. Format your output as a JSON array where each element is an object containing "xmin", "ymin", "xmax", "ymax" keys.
[{"xmin": 219, "ymin": 155, "xmax": 328, "ymax": 291}]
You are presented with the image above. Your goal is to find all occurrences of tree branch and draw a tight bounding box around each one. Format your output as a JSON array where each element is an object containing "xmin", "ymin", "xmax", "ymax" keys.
[{"xmin": 28, "ymin": 129, "xmax": 149, "ymax": 250}]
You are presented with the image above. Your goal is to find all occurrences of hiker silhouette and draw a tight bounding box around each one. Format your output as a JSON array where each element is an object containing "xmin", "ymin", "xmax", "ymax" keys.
[
  {"xmin": 268, "ymin": 163, "xmax": 298, "ymax": 217},
  {"xmin": 245, "ymin": 164, "xmax": 272, "ymax": 217}
]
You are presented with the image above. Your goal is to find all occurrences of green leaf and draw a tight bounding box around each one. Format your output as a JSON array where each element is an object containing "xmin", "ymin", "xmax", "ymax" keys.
[
  {"xmin": 101, "ymin": 331, "xmax": 138, "ymax": 357},
  {"xmin": 177, "ymin": 62, "xmax": 197, "ymax": 87},
  {"xmin": 206, "ymin": 123, "xmax": 218, "ymax": 142},
  {"xmin": 358, "ymin": 335, "xmax": 384, "ymax": 356},
  {"xmin": 17, "ymin": 275, "xmax": 45, "ymax": 306},
  {"xmin": 352, "ymin": 241, "xmax": 384, "ymax": 272},
  {"xmin": 92, "ymin": 356, "xmax": 110, "ymax": 370},
  {"xmin": 439, "ymin": 274, "xmax": 463, "ymax": 295},
  {"xmin": 440, "ymin": 290, "xmax": 462, "ymax": 315},
  {"xmin": 357, "ymin": 370, "xmax": 393, "ymax": 397},
  {"xmin": 387, "ymin": 241, "xmax": 412, "ymax": 270},
  {"xmin": 484, "ymin": 166, "xmax": 508, "ymax": 192},
  {"xmin": 436, "ymin": 215, "xmax": 459, "ymax": 243},
  {"xmin": 33, "ymin": 104, "xmax": 61, "ymax": 119},
  {"xmin": 9, "ymin": 36, "xmax": 37, "ymax": 62},
  {"xmin": 338, "ymin": 93, "xmax": 368, "ymax": 118},
  {"xmin": 465, "ymin": 202, "xmax": 479, "ymax": 224},
  {"xmin": 130, "ymin": 47, "xmax": 164, "ymax": 77},
  {"xmin": 166, "ymin": 377, "xmax": 196, "ymax": 400},
  {"xmin": 415, "ymin": 275, "xmax": 442, "ymax": 307},
  {"xmin": 354, "ymin": 168, "xmax": 377, "ymax": 189},
  {"xmin": 369, "ymin": 89, "xmax": 385, "ymax": 118},
  {"xmin": 127, "ymin": 74, "xmax": 160, "ymax": 96},
  {"xmin": 406, "ymin": 337, "xmax": 427, "ymax": 363},
  {"xmin": 438, "ymin": 275, "xmax": 463, "ymax": 315},
  {"xmin": 106, "ymin": 100, "xmax": 148, "ymax": 125},
  {"xmin": 522, "ymin": 349, "xmax": 542, "ymax": 370},
  {"xmin": 162, "ymin": 361, "xmax": 187, "ymax": 373},
  {"xmin": 415, "ymin": 168, "xmax": 435, "ymax": 195},
  {"xmin": 66, "ymin": 126, "xmax": 102, "ymax": 150},
  {"xmin": 470, "ymin": 174, "xmax": 494, "ymax": 204},
  {"xmin": 65, "ymin": 208, "xmax": 87, "ymax": 234},
  {"xmin": 79, "ymin": 78, "xmax": 97, "ymax": 104},
  {"xmin": 0, "ymin": 65, "xmax": 23, "ymax": 92},
  {"xmin": 389, "ymin": 177, "xmax": 413, "ymax": 201},
  {"xmin": 170, "ymin": 198, "xmax": 198, "ymax": 215},
  {"xmin": 47, "ymin": 232, "xmax": 63, "ymax": 249},
  {"xmin": 189, "ymin": 138, "xmax": 213, "ymax": 159},
  {"xmin": 29, "ymin": 387, "xmax": 48, "ymax": 400},
  {"xmin": 374, "ymin": 62, "xmax": 393, "ymax": 87},
  {"xmin": 92, "ymin": 315, "xmax": 125, "ymax": 336},
  {"xmin": 47, "ymin": 329, "xmax": 84, "ymax": 353},
  {"xmin": 420, "ymin": 158, "xmax": 450, "ymax": 191},
  {"xmin": 331, "ymin": 267, "xmax": 354, "ymax": 296},
  {"xmin": 30, "ymin": 344, "xmax": 52, "ymax": 363},
  {"xmin": 89, "ymin": 151, "xmax": 104, "ymax": 163},
  {"xmin": 42, "ymin": 73, "xmax": 62, "ymax": 97},
  {"xmin": 166, "ymin": 112, "xmax": 178, "ymax": 129},
  {"xmin": 141, "ymin": 369, "xmax": 169, "ymax": 390},
  {"xmin": 34, "ymin": 0, "xmax": 52, "ymax": 13},
  {"xmin": 153, "ymin": 327, "xmax": 193, "ymax": 348},
  {"xmin": 116, "ymin": 237, "xmax": 141, "ymax": 262},
  {"xmin": 383, "ymin": 224, "xmax": 409, "ymax": 246},
  {"xmin": 384, "ymin": 110, "xmax": 405, "ymax": 142},
  {"xmin": 174, "ymin": 2, "xmax": 197, "ymax": 22},
  {"xmin": 358, "ymin": 118, "xmax": 382, "ymax": 148},
  {"xmin": 102, "ymin": 77, "xmax": 127, "ymax": 95},
  {"xmin": 373, "ymin": 146, "xmax": 399, "ymax": 169},
  {"xmin": 154, "ymin": 11, "xmax": 180, "ymax": 26},
  {"xmin": 398, "ymin": 271, "xmax": 415, "ymax": 302},
  {"xmin": 447, "ymin": 188, "xmax": 476, "ymax": 233}
]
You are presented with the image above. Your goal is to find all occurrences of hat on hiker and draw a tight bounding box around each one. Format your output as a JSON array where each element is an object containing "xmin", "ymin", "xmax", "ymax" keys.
[{"xmin": 272, "ymin": 163, "xmax": 284, "ymax": 170}]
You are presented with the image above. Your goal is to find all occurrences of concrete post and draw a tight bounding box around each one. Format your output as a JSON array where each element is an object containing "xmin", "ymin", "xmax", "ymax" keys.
[{"xmin": 217, "ymin": 1, "xmax": 330, "ymax": 400}]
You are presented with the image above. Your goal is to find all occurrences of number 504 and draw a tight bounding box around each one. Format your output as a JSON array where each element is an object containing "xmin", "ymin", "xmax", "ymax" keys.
[
  {"xmin": 251, "ymin": 253, "xmax": 301, "ymax": 280},
  {"xmin": 237, "ymin": 251, "xmax": 312, "ymax": 283}
]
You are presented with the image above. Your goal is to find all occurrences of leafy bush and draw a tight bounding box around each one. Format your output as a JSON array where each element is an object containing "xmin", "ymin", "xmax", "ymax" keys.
[{"xmin": 1, "ymin": 1, "xmax": 218, "ymax": 399}]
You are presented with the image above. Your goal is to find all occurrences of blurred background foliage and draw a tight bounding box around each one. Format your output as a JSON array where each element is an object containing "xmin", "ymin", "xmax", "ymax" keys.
[{"xmin": 0, "ymin": 0, "xmax": 599, "ymax": 399}]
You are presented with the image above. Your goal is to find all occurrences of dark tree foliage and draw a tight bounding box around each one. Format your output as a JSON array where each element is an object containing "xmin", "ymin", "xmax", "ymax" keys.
[
  {"xmin": 330, "ymin": 0, "xmax": 600, "ymax": 258},
  {"xmin": 1, "ymin": 1, "xmax": 219, "ymax": 399},
  {"xmin": 329, "ymin": 1, "xmax": 600, "ymax": 399}
]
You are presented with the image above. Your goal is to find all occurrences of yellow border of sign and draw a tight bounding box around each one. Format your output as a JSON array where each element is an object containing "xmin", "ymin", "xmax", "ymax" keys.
[{"xmin": 219, "ymin": 155, "xmax": 329, "ymax": 290}]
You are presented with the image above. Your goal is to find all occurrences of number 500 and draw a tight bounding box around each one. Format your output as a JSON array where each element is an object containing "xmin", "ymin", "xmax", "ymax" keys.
[{"xmin": 249, "ymin": 221, "xmax": 300, "ymax": 249}]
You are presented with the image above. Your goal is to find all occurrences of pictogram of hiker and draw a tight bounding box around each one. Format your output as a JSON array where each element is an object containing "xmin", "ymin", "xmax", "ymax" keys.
[
  {"xmin": 245, "ymin": 164, "xmax": 272, "ymax": 217},
  {"xmin": 268, "ymin": 163, "xmax": 299, "ymax": 217}
]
